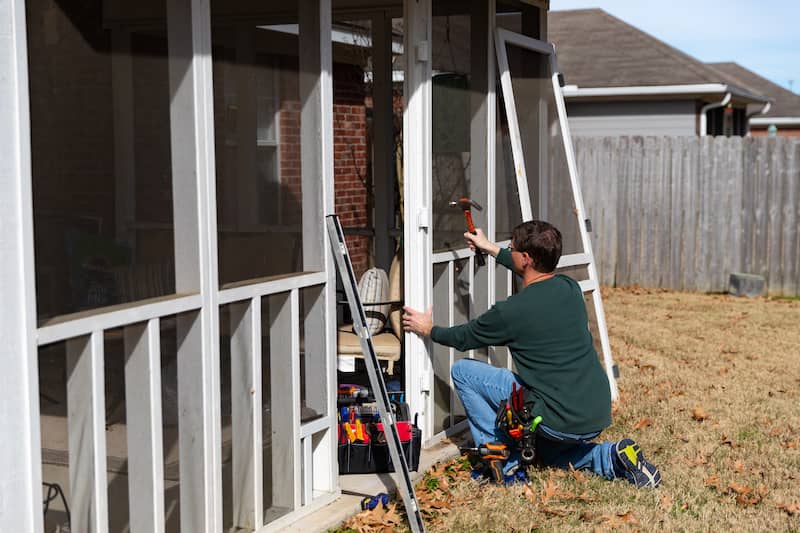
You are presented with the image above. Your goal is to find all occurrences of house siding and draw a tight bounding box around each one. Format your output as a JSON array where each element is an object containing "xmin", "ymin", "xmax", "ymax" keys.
[{"xmin": 565, "ymin": 100, "xmax": 697, "ymax": 136}]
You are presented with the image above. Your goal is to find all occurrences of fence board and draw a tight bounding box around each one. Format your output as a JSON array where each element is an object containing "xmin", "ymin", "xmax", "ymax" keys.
[{"xmin": 567, "ymin": 136, "xmax": 800, "ymax": 296}]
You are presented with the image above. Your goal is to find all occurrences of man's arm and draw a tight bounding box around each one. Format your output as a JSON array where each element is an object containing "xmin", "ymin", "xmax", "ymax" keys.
[
  {"xmin": 465, "ymin": 229, "xmax": 515, "ymax": 273},
  {"xmin": 403, "ymin": 304, "xmax": 512, "ymax": 352}
]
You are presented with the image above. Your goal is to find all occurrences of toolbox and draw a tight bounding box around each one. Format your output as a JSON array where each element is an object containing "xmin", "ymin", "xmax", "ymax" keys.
[{"xmin": 337, "ymin": 403, "xmax": 421, "ymax": 474}]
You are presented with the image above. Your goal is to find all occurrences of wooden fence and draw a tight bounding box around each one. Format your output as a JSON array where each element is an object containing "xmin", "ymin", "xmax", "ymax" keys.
[{"xmin": 569, "ymin": 136, "xmax": 800, "ymax": 296}]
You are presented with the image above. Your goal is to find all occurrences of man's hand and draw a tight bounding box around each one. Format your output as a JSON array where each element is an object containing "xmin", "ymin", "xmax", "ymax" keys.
[
  {"xmin": 464, "ymin": 228, "xmax": 501, "ymax": 257},
  {"xmin": 402, "ymin": 306, "xmax": 433, "ymax": 337}
]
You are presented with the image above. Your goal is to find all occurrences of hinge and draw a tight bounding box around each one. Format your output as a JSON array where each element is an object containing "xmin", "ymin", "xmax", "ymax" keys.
[{"xmin": 416, "ymin": 41, "xmax": 429, "ymax": 62}]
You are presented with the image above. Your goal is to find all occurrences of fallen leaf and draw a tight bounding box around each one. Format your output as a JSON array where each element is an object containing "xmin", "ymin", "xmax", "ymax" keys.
[
  {"xmin": 598, "ymin": 511, "xmax": 639, "ymax": 526},
  {"xmin": 728, "ymin": 482, "xmax": 751, "ymax": 495},
  {"xmin": 541, "ymin": 478, "xmax": 558, "ymax": 503},
  {"xmin": 634, "ymin": 417, "xmax": 653, "ymax": 430},
  {"xmin": 733, "ymin": 460, "xmax": 745, "ymax": 473},
  {"xmin": 777, "ymin": 501, "xmax": 800, "ymax": 515},
  {"xmin": 692, "ymin": 407, "xmax": 708, "ymax": 421},
  {"xmin": 569, "ymin": 464, "xmax": 588, "ymax": 483},
  {"xmin": 704, "ymin": 474, "xmax": 722, "ymax": 489},
  {"xmin": 538, "ymin": 504, "xmax": 568, "ymax": 517},
  {"xmin": 660, "ymin": 494, "xmax": 673, "ymax": 510}
]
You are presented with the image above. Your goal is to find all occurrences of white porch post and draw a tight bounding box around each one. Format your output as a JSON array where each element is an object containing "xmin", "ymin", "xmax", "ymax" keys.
[
  {"xmin": 0, "ymin": 1, "xmax": 43, "ymax": 530},
  {"xmin": 469, "ymin": 0, "xmax": 492, "ymax": 361},
  {"xmin": 167, "ymin": 0, "xmax": 222, "ymax": 530},
  {"xmin": 403, "ymin": 0, "xmax": 433, "ymax": 441},
  {"xmin": 299, "ymin": 0, "xmax": 337, "ymax": 496}
]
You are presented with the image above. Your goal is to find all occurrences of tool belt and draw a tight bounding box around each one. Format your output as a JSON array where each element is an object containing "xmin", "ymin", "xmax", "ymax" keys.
[{"xmin": 495, "ymin": 383, "xmax": 542, "ymax": 466}]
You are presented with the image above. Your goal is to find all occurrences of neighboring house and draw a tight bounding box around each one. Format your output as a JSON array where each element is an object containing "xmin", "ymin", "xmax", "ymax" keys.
[
  {"xmin": 548, "ymin": 9, "xmax": 771, "ymax": 137},
  {"xmin": 706, "ymin": 62, "xmax": 800, "ymax": 137}
]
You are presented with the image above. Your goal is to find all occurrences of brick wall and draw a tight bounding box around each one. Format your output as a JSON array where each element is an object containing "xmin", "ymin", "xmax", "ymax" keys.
[{"xmin": 333, "ymin": 64, "xmax": 371, "ymax": 278}]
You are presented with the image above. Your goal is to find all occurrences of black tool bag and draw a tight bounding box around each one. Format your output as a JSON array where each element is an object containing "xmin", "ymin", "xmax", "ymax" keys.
[{"xmin": 338, "ymin": 404, "xmax": 421, "ymax": 474}]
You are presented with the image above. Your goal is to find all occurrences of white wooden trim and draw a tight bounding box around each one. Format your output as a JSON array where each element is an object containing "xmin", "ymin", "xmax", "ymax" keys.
[
  {"xmin": 557, "ymin": 253, "xmax": 591, "ymax": 269},
  {"xmin": 67, "ymin": 332, "xmax": 109, "ymax": 533},
  {"xmin": 548, "ymin": 58, "xmax": 618, "ymax": 400},
  {"xmin": 447, "ymin": 260, "xmax": 455, "ymax": 428},
  {"xmin": 37, "ymin": 294, "xmax": 203, "ymax": 346},
  {"xmin": 269, "ymin": 289, "xmax": 302, "ymax": 511},
  {"xmin": 302, "ymin": 436, "xmax": 313, "ymax": 505},
  {"xmin": 167, "ymin": 0, "xmax": 223, "ymax": 528},
  {"xmin": 230, "ymin": 299, "xmax": 264, "ymax": 530},
  {"xmin": 487, "ymin": 0, "xmax": 498, "ymax": 309},
  {"xmin": 299, "ymin": 0, "xmax": 337, "ymax": 497},
  {"xmin": 300, "ymin": 415, "xmax": 332, "ymax": 438},
  {"xmin": 219, "ymin": 271, "xmax": 326, "ymax": 304},
  {"xmin": 403, "ymin": 0, "xmax": 433, "ymax": 441},
  {"xmin": 0, "ymin": 0, "xmax": 43, "ymax": 528},
  {"xmin": 124, "ymin": 320, "xmax": 166, "ymax": 533},
  {"xmin": 432, "ymin": 246, "xmax": 476, "ymax": 263},
  {"xmin": 494, "ymin": 29, "xmax": 533, "ymax": 221},
  {"xmin": 495, "ymin": 27, "xmax": 554, "ymax": 56},
  {"xmin": 256, "ymin": 490, "xmax": 340, "ymax": 533}
]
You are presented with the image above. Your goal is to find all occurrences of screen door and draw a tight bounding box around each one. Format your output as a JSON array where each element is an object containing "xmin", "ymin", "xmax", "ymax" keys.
[{"xmin": 495, "ymin": 28, "xmax": 619, "ymax": 399}]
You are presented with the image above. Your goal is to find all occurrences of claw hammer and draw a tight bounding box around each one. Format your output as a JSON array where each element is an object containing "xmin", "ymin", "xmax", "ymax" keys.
[{"xmin": 449, "ymin": 197, "xmax": 485, "ymax": 266}]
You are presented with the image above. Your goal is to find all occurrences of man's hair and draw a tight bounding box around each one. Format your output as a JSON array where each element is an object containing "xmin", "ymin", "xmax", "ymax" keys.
[{"xmin": 512, "ymin": 220, "xmax": 562, "ymax": 273}]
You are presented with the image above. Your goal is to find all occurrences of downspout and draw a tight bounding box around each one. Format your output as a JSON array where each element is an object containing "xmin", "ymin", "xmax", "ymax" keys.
[
  {"xmin": 699, "ymin": 92, "xmax": 731, "ymax": 136},
  {"xmin": 746, "ymin": 101, "xmax": 772, "ymax": 136}
]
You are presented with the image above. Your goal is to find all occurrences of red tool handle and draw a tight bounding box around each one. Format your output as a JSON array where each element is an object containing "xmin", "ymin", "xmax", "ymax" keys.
[
  {"xmin": 463, "ymin": 210, "xmax": 476, "ymax": 233},
  {"xmin": 462, "ymin": 211, "xmax": 486, "ymax": 266}
]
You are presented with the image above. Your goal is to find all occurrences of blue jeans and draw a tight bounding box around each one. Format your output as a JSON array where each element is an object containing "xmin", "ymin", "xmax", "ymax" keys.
[{"xmin": 451, "ymin": 358, "xmax": 618, "ymax": 479}]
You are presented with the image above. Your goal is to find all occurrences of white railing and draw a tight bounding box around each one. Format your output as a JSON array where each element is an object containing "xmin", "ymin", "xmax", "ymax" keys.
[
  {"xmin": 35, "ymin": 271, "xmax": 332, "ymax": 533},
  {"xmin": 428, "ymin": 241, "xmax": 513, "ymax": 441}
]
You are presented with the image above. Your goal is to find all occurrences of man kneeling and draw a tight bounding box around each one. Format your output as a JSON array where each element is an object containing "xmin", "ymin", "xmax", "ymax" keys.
[{"xmin": 402, "ymin": 220, "xmax": 660, "ymax": 488}]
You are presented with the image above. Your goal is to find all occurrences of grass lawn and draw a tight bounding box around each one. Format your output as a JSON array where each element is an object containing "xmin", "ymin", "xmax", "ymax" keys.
[{"xmin": 338, "ymin": 288, "xmax": 800, "ymax": 532}]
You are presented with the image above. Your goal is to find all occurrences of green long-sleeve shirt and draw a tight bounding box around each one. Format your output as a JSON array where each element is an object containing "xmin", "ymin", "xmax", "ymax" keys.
[{"xmin": 430, "ymin": 248, "xmax": 612, "ymax": 434}]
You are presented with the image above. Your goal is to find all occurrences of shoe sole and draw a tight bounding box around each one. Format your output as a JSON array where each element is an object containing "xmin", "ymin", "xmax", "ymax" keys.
[{"xmin": 616, "ymin": 439, "xmax": 661, "ymax": 488}]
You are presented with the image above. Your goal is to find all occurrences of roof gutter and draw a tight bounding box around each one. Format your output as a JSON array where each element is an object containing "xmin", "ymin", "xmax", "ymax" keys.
[
  {"xmin": 750, "ymin": 116, "xmax": 800, "ymax": 127},
  {"xmin": 562, "ymin": 83, "xmax": 768, "ymax": 103},
  {"xmin": 699, "ymin": 92, "xmax": 731, "ymax": 137}
]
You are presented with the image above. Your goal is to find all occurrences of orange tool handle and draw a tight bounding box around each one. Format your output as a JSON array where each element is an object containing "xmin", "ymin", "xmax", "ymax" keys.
[{"xmin": 463, "ymin": 210, "xmax": 476, "ymax": 234}]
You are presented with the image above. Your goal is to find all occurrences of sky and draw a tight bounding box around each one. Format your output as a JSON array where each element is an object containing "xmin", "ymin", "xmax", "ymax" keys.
[{"xmin": 551, "ymin": 0, "xmax": 800, "ymax": 93}]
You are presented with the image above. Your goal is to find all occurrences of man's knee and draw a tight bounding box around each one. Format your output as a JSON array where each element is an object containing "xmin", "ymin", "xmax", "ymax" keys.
[{"xmin": 451, "ymin": 358, "xmax": 472, "ymax": 384}]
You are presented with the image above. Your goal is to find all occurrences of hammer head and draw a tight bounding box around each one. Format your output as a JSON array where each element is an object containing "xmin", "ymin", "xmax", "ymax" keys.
[{"xmin": 448, "ymin": 197, "xmax": 483, "ymax": 211}]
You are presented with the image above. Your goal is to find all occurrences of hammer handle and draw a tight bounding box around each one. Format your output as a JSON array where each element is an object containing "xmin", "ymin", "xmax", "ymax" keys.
[{"xmin": 463, "ymin": 212, "xmax": 486, "ymax": 266}]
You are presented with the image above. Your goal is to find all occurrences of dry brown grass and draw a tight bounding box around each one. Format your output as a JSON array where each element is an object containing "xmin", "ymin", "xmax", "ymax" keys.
[{"xmin": 340, "ymin": 288, "xmax": 800, "ymax": 532}]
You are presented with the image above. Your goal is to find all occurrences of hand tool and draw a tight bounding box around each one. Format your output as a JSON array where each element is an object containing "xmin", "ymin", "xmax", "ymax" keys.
[
  {"xmin": 448, "ymin": 197, "xmax": 486, "ymax": 266},
  {"xmin": 460, "ymin": 442, "xmax": 510, "ymax": 483},
  {"xmin": 361, "ymin": 492, "xmax": 390, "ymax": 511}
]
